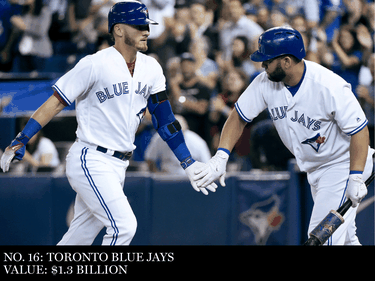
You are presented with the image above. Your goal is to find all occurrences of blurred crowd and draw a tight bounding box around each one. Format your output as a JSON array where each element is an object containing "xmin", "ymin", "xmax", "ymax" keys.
[{"xmin": 0, "ymin": 0, "xmax": 374, "ymax": 174}]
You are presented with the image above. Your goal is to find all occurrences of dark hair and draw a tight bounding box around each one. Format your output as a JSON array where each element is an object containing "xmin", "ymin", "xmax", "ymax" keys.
[
  {"xmin": 33, "ymin": 0, "xmax": 44, "ymax": 16},
  {"xmin": 270, "ymin": 54, "xmax": 302, "ymax": 64},
  {"xmin": 232, "ymin": 36, "xmax": 252, "ymax": 66},
  {"xmin": 282, "ymin": 54, "xmax": 302, "ymax": 63},
  {"xmin": 338, "ymin": 25, "xmax": 361, "ymax": 53}
]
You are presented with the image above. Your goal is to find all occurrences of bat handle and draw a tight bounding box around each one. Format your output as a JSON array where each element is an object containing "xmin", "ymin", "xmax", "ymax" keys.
[
  {"xmin": 337, "ymin": 199, "xmax": 352, "ymax": 216},
  {"xmin": 337, "ymin": 171, "xmax": 374, "ymax": 217}
]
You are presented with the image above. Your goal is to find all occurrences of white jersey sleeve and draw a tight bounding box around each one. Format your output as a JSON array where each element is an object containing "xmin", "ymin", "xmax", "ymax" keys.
[
  {"xmin": 52, "ymin": 56, "xmax": 95, "ymax": 106},
  {"xmin": 234, "ymin": 72, "xmax": 268, "ymax": 122},
  {"xmin": 149, "ymin": 59, "xmax": 166, "ymax": 95},
  {"xmin": 327, "ymin": 84, "xmax": 368, "ymax": 136}
]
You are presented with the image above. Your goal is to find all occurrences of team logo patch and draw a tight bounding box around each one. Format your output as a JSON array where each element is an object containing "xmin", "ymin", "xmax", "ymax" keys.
[
  {"xmin": 301, "ymin": 133, "xmax": 326, "ymax": 152},
  {"xmin": 136, "ymin": 106, "xmax": 147, "ymax": 122},
  {"xmin": 239, "ymin": 195, "xmax": 284, "ymax": 245},
  {"xmin": 141, "ymin": 7, "xmax": 148, "ymax": 17}
]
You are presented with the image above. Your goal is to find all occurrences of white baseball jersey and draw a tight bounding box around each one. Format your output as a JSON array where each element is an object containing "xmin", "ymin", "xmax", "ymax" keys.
[
  {"xmin": 235, "ymin": 60, "xmax": 368, "ymax": 173},
  {"xmin": 53, "ymin": 46, "xmax": 166, "ymax": 152}
]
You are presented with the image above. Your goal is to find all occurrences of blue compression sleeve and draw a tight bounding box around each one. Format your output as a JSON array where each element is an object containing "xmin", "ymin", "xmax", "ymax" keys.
[{"xmin": 147, "ymin": 96, "xmax": 193, "ymax": 167}]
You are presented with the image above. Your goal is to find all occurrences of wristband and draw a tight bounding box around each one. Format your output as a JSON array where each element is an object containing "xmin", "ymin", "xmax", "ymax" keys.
[
  {"xmin": 180, "ymin": 156, "xmax": 195, "ymax": 169},
  {"xmin": 17, "ymin": 118, "xmax": 42, "ymax": 145},
  {"xmin": 349, "ymin": 170, "xmax": 363, "ymax": 175},
  {"xmin": 218, "ymin": 147, "xmax": 230, "ymax": 156}
]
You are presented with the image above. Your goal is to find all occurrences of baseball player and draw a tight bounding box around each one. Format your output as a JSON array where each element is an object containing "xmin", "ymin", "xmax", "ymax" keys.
[
  {"xmin": 194, "ymin": 27, "xmax": 374, "ymax": 245},
  {"xmin": 0, "ymin": 1, "xmax": 217, "ymax": 245}
]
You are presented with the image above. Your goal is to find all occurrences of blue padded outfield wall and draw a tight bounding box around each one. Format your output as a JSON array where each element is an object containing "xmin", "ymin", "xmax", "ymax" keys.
[{"xmin": 0, "ymin": 168, "xmax": 373, "ymax": 245}]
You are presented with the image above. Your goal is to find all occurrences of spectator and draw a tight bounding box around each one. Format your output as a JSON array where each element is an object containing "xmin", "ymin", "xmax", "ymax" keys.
[
  {"xmin": 142, "ymin": 0, "xmax": 175, "ymax": 66},
  {"xmin": 190, "ymin": 36, "xmax": 219, "ymax": 90},
  {"xmin": 174, "ymin": 0, "xmax": 192, "ymax": 25},
  {"xmin": 265, "ymin": 0, "xmax": 319, "ymax": 30},
  {"xmin": 0, "ymin": 95, "xmax": 12, "ymax": 114},
  {"xmin": 269, "ymin": 8, "xmax": 288, "ymax": 28},
  {"xmin": 188, "ymin": 0, "xmax": 219, "ymax": 60},
  {"xmin": 48, "ymin": 0, "xmax": 69, "ymax": 41},
  {"xmin": 341, "ymin": 0, "xmax": 373, "ymax": 64},
  {"xmin": 330, "ymin": 25, "xmax": 363, "ymax": 92},
  {"xmin": 169, "ymin": 52, "xmax": 212, "ymax": 144},
  {"xmin": 209, "ymin": 68, "xmax": 254, "ymax": 170},
  {"xmin": 165, "ymin": 56, "xmax": 182, "ymax": 82},
  {"xmin": 68, "ymin": 0, "xmax": 97, "ymax": 51},
  {"xmin": 90, "ymin": 0, "xmax": 120, "ymax": 37},
  {"xmin": 218, "ymin": 0, "xmax": 263, "ymax": 61},
  {"xmin": 365, "ymin": 2, "xmax": 375, "ymax": 43},
  {"xmin": 142, "ymin": 0, "xmax": 175, "ymax": 41},
  {"xmin": 14, "ymin": 0, "xmax": 53, "ymax": 72},
  {"xmin": 290, "ymin": 14, "xmax": 320, "ymax": 63},
  {"xmin": 23, "ymin": 130, "xmax": 60, "ymax": 173},
  {"xmin": 255, "ymin": 5, "xmax": 272, "ymax": 30},
  {"xmin": 357, "ymin": 53, "xmax": 374, "ymax": 148},
  {"xmin": 151, "ymin": 10, "xmax": 191, "ymax": 66},
  {"xmin": 0, "ymin": 0, "xmax": 23, "ymax": 72},
  {"xmin": 210, "ymin": 69, "xmax": 248, "ymax": 140},
  {"xmin": 144, "ymin": 115, "xmax": 211, "ymax": 174},
  {"xmin": 316, "ymin": 0, "xmax": 343, "ymax": 44},
  {"xmin": 229, "ymin": 36, "xmax": 259, "ymax": 79}
]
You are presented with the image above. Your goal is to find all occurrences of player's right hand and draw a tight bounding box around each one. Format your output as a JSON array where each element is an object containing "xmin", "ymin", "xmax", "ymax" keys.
[
  {"xmin": 0, "ymin": 141, "xmax": 25, "ymax": 173},
  {"xmin": 346, "ymin": 173, "xmax": 368, "ymax": 208},
  {"xmin": 184, "ymin": 161, "xmax": 218, "ymax": 195},
  {"xmin": 193, "ymin": 150, "xmax": 229, "ymax": 188}
]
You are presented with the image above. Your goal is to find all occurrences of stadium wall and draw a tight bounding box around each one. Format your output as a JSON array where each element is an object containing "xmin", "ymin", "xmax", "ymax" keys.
[{"xmin": 0, "ymin": 168, "xmax": 373, "ymax": 245}]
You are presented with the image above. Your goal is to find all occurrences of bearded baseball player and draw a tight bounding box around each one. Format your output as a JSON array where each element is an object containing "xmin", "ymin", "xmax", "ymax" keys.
[
  {"xmin": 194, "ymin": 27, "xmax": 374, "ymax": 245},
  {"xmin": 0, "ymin": 1, "xmax": 217, "ymax": 245}
]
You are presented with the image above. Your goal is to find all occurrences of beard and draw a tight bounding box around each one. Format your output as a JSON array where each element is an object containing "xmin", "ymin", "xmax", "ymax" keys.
[
  {"xmin": 124, "ymin": 33, "xmax": 148, "ymax": 52},
  {"xmin": 267, "ymin": 62, "xmax": 286, "ymax": 82}
]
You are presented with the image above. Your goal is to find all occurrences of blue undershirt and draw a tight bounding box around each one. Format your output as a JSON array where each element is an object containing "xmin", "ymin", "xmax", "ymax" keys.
[{"xmin": 284, "ymin": 61, "xmax": 306, "ymax": 96}]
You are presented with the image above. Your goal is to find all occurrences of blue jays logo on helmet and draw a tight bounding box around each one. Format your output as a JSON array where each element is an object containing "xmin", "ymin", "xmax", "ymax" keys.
[
  {"xmin": 108, "ymin": 1, "xmax": 158, "ymax": 33},
  {"xmin": 251, "ymin": 26, "xmax": 306, "ymax": 62}
]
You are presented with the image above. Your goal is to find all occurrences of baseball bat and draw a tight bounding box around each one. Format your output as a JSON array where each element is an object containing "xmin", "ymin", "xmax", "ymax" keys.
[{"xmin": 303, "ymin": 171, "xmax": 375, "ymax": 246}]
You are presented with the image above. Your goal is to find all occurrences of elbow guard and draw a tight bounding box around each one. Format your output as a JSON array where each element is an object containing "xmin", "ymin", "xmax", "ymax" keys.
[{"xmin": 147, "ymin": 91, "xmax": 179, "ymax": 142}]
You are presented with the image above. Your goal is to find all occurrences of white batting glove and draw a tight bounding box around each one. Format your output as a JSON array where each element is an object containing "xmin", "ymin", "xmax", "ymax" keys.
[
  {"xmin": 193, "ymin": 150, "xmax": 229, "ymax": 188},
  {"xmin": 0, "ymin": 143, "xmax": 24, "ymax": 173},
  {"xmin": 346, "ymin": 173, "xmax": 368, "ymax": 208},
  {"xmin": 184, "ymin": 161, "xmax": 218, "ymax": 195}
]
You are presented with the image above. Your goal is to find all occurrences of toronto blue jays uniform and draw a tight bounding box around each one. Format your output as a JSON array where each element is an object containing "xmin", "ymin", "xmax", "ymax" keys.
[{"xmin": 235, "ymin": 59, "xmax": 374, "ymax": 245}]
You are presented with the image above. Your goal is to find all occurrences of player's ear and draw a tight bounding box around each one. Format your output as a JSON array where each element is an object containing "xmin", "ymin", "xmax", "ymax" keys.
[
  {"xmin": 283, "ymin": 56, "xmax": 292, "ymax": 69},
  {"xmin": 113, "ymin": 24, "xmax": 123, "ymax": 38}
]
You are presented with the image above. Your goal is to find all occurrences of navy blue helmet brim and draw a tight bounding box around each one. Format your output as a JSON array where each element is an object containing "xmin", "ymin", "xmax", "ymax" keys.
[{"xmin": 250, "ymin": 51, "xmax": 273, "ymax": 62}]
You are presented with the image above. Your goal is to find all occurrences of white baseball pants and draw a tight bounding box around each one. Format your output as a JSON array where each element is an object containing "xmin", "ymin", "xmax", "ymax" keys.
[
  {"xmin": 307, "ymin": 148, "xmax": 374, "ymax": 245},
  {"xmin": 57, "ymin": 141, "xmax": 137, "ymax": 245}
]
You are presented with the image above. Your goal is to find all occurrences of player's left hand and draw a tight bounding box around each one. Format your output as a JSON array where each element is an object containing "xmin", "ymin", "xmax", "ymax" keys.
[
  {"xmin": 346, "ymin": 173, "xmax": 368, "ymax": 208},
  {"xmin": 193, "ymin": 150, "xmax": 229, "ymax": 188},
  {"xmin": 0, "ymin": 142, "xmax": 25, "ymax": 173},
  {"xmin": 185, "ymin": 161, "xmax": 218, "ymax": 195}
]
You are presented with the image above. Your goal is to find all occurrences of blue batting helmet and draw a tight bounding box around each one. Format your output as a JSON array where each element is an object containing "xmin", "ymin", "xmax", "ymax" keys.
[
  {"xmin": 108, "ymin": 1, "xmax": 158, "ymax": 33},
  {"xmin": 250, "ymin": 26, "xmax": 306, "ymax": 62}
]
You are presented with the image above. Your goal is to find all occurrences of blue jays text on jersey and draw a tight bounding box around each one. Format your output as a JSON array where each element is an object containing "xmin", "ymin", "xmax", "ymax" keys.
[
  {"xmin": 269, "ymin": 106, "xmax": 321, "ymax": 131},
  {"xmin": 96, "ymin": 81, "xmax": 152, "ymax": 103}
]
